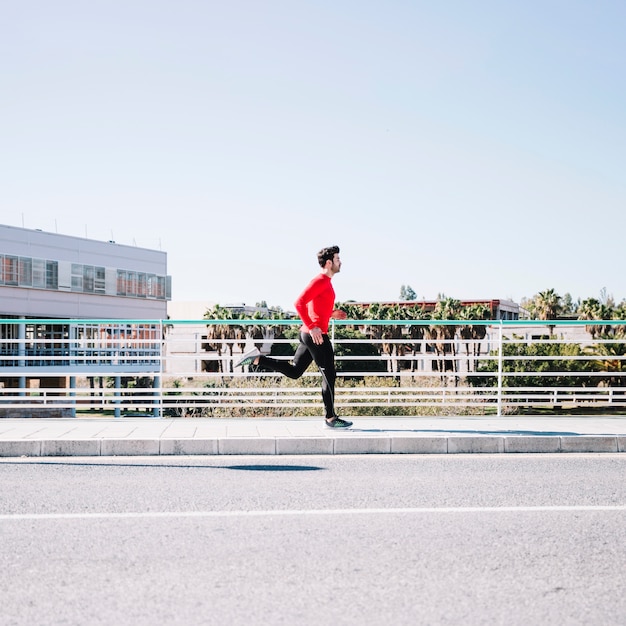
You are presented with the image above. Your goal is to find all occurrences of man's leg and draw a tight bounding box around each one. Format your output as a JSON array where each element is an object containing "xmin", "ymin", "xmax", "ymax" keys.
[
  {"xmin": 301, "ymin": 333, "xmax": 337, "ymax": 419},
  {"xmin": 258, "ymin": 332, "xmax": 349, "ymax": 425},
  {"xmin": 257, "ymin": 334, "xmax": 313, "ymax": 379}
]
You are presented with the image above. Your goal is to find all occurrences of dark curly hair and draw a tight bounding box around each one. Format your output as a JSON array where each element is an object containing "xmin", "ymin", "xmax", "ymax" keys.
[{"xmin": 317, "ymin": 245, "xmax": 340, "ymax": 268}]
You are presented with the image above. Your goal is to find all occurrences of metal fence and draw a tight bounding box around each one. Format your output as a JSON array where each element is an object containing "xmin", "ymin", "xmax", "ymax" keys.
[{"xmin": 1, "ymin": 318, "xmax": 625, "ymax": 418}]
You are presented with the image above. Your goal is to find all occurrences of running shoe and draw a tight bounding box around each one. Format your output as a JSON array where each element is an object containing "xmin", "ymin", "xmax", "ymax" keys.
[
  {"xmin": 235, "ymin": 347, "xmax": 261, "ymax": 368},
  {"xmin": 325, "ymin": 416, "xmax": 353, "ymax": 429}
]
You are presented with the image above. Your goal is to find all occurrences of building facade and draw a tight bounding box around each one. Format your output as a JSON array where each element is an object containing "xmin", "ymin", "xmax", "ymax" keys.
[
  {"xmin": 0, "ymin": 224, "xmax": 171, "ymax": 412},
  {"xmin": 0, "ymin": 224, "xmax": 170, "ymax": 319}
]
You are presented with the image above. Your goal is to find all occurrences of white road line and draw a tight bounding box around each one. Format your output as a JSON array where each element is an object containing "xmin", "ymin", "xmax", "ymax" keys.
[{"xmin": 0, "ymin": 505, "xmax": 625, "ymax": 521}]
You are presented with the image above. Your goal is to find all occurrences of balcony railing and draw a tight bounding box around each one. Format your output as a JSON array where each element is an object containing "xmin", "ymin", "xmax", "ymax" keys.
[{"xmin": 1, "ymin": 318, "xmax": 625, "ymax": 418}]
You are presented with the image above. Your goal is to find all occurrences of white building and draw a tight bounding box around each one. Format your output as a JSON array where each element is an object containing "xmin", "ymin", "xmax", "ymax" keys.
[
  {"xmin": 0, "ymin": 224, "xmax": 170, "ymax": 319},
  {"xmin": 0, "ymin": 224, "xmax": 171, "ymax": 411}
]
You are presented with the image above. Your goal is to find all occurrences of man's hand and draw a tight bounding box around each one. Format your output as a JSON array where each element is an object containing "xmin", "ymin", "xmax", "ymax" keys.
[{"xmin": 309, "ymin": 327, "xmax": 324, "ymax": 345}]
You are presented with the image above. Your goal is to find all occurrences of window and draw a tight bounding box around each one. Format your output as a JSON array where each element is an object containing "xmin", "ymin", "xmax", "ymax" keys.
[
  {"xmin": 154, "ymin": 276, "xmax": 165, "ymax": 299},
  {"xmin": 137, "ymin": 273, "xmax": 147, "ymax": 298},
  {"xmin": 46, "ymin": 261, "xmax": 58, "ymax": 289},
  {"xmin": 71, "ymin": 264, "xmax": 83, "ymax": 291},
  {"xmin": 2, "ymin": 255, "xmax": 18, "ymax": 285},
  {"xmin": 83, "ymin": 265, "xmax": 95, "ymax": 293},
  {"xmin": 115, "ymin": 268, "xmax": 168, "ymax": 299},
  {"xmin": 127, "ymin": 272, "xmax": 137, "ymax": 296},
  {"xmin": 19, "ymin": 257, "xmax": 32, "ymax": 286},
  {"xmin": 147, "ymin": 274, "xmax": 164, "ymax": 299},
  {"xmin": 94, "ymin": 267, "xmax": 105, "ymax": 293},
  {"xmin": 71, "ymin": 263, "xmax": 103, "ymax": 293},
  {"xmin": 1, "ymin": 257, "xmax": 58, "ymax": 290},
  {"xmin": 32, "ymin": 259, "xmax": 45, "ymax": 288},
  {"xmin": 117, "ymin": 269, "xmax": 126, "ymax": 295},
  {"xmin": 1, "ymin": 256, "xmax": 168, "ymax": 299}
]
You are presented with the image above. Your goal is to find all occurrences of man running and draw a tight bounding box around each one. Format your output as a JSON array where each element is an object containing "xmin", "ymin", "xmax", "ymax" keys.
[{"xmin": 236, "ymin": 245, "xmax": 352, "ymax": 428}]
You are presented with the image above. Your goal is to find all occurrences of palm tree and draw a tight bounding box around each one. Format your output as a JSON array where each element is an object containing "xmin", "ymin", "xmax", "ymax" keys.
[
  {"xmin": 612, "ymin": 301, "xmax": 626, "ymax": 340},
  {"xmin": 364, "ymin": 304, "xmax": 393, "ymax": 372},
  {"xmin": 533, "ymin": 289, "xmax": 562, "ymax": 337},
  {"xmin": 381, "ymin": 304, "xmax": 406, "ymax": 373},
  {"xmin": 577, "ymin": 298, "xmax": 613, "ymax": 339},
  {"xmin": 203, "ymin": 304, "xmax": 228, "ymax": 372},
  {"xmin": 534, "ymin": 289, "xmax": 562, "ymax": 320},
  {"xmin": 458, "ymin": 303, "xmax": 491, "ymax": 372},
  {"xmin": 203, "ymin": 305, "xmax": 246, "ymax": 372},
  {"xmin": 427, "ymin": 298, "xmax": 462, "ymax": 381},
  {"xmin": 354, "ymin": 303, "xmax": 402, "ymax": 373},
  {"xmin": 402, "ymin": 303, "xmax": 429, "ymax": 372}
]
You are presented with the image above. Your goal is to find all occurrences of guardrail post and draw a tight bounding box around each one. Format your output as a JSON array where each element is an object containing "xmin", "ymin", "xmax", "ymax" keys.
[
  {"xmin": 18, "ymin": 318, "xmax": 26, "ymax": 396},
  {"xmin": 153, "ymin": 375, "xmax": 160, "ymax": 418},
  {"xmin": 157, "ymin": 319, "xmax": 164, "ymax": 418},
  {"xmin": 497, "ymin": 321, "xmax": 503, "ymax": 417},
  {"xmin": 114, "ymin": 375, "xmax": 121, "ymax": 418},
  {"xmin": 70, "ymin": 375, "xmax": 76, "ymax": 418}
]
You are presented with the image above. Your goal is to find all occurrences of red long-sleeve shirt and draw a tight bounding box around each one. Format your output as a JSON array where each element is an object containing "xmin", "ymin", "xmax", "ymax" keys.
[{"xmin": 294, "ymin": 273, "xmax": 335, "ymax": 334}]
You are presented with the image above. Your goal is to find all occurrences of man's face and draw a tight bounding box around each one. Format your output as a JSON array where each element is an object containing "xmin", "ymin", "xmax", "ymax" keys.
[{"xmin": 330, "ymin": 253, "xmax": 341, "ymax": 274}]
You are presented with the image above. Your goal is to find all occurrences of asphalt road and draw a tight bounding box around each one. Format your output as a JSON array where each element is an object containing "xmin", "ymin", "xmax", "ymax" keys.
[{"xmin": 1, "ymin": 454, "xmax": 625, "ymax": 625}]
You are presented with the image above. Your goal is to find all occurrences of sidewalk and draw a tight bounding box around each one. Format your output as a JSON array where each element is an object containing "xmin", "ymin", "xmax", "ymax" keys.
[{"xmin": 1, "ymin": 415, "xmax": 626, "ymax": 457}]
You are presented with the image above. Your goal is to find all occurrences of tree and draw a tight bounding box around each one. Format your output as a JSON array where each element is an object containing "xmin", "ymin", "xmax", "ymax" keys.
[
  {"xmin": 533, "ymin": 289, "xmax": 562, "ymax": 320},
  {"xmin": 530, "ymin": 289, "xmax": 562, "ymax": 337},
  {"xmin": 470, "ymin": 339, "xmax": 591, "ymax": 390},
  {"xmin": 399, "ymin": 285, "xmax": 416, "ymax": 301},
  {"xmin": 458, "ymin": 303, "xmax": 491, "ymax": 372},
  {"xmin": 599, "ymin": 287, "xmax": 615, "ymax": 308},
  {"xmin": 362, "ymin": 303, "xmax": 402, "ymax": 373},
  {"xmin": 584, "ymin": 340, "xmax": 626, "ymax": 388},
  {"xmin": 402, "ymin": 304, "xmax": 429, "ymax": 372},
  {"xmin": 426, "ymin": 297, "xmax": 462, "ymax": 381},
  {"xmin": 203, "ymin": 305, "xmax": 246, "ymax": 372},
  {"xmin": 561, "ymin": 293, "xmax": 576, "ymax": 316},
  {"xmin": 577, "ymin": 298, "xmax": 614, "ymax": 339},
  {"xmin": 380, "ymin": 303, "xmax": 406, "ymax": 373}
]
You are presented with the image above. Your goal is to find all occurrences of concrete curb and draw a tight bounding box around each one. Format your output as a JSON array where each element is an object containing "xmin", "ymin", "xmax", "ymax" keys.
[{"xmin": 1, "ymin": 435, "xmax": 625, "ymax": 457}]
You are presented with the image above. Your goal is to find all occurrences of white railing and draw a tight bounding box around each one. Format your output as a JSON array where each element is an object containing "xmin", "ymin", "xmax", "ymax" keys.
[{"xmin": 1, "ymin": 318, "xmax": 625, "ymax": 417}]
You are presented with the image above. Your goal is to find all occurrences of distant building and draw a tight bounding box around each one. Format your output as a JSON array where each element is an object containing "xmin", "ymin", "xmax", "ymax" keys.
[
  {"xmin": 0, "ymin": 224, "xmax": 171, "ymax": 412},
  {"xmin": 0, "ymin": 224, "xmax": 170, "ymax": 319}
]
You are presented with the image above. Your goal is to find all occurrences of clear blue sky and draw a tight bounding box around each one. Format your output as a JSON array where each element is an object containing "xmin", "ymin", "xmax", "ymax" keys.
[{"xmin": 2, "ymin": 1, "xmax": 625, "ymax": 309}]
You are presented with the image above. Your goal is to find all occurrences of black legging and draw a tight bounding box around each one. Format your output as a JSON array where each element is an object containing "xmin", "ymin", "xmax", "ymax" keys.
[{"xmin": 257, "ymin": 332, "xmax": 337, "ymax": 419}]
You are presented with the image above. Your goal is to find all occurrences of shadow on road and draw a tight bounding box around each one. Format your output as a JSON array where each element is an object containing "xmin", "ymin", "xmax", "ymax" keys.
[
  {"xmin": 223, "ymin": 464, "xmax": 324, "ymax": 471},
  {"xmin": 0, "ymin": 460, "xmax": 326, "ymax": 471}
]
